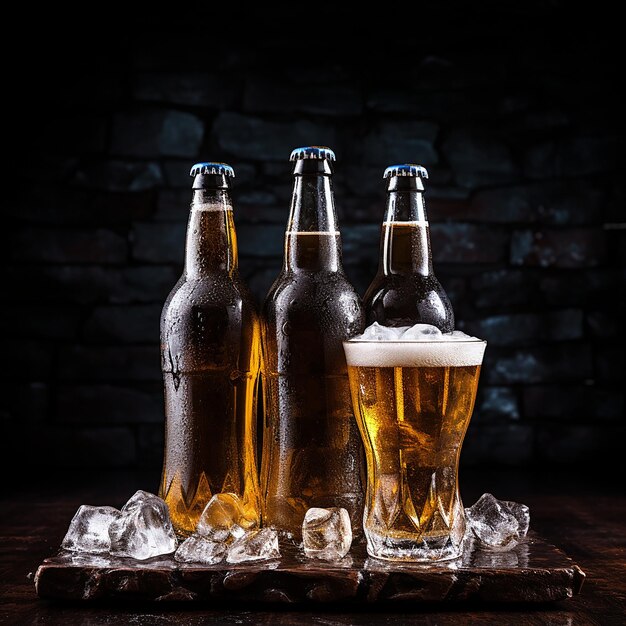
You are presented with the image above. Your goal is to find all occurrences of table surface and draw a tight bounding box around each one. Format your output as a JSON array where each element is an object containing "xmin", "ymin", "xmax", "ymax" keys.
[{"xmin": 1, "ymin": 468, "xmax": 624, "ymax": 625}]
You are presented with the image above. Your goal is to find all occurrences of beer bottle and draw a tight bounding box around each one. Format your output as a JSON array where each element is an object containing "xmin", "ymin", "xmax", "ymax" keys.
[
  {"xmin": 159, "ymin": 163, "xmax": 261, "ymax": 537},
  {"xmin": 261, "ymin": 146, "xmax": 366, "ymax": 538},
  {"xmin": 363, "ymin": 164, "xmax": 454, "ymax": 331}
]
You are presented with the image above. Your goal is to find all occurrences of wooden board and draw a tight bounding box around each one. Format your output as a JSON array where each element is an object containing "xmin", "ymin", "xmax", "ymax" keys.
[{"xmin": 34, "ymin": 532, "xmax": 585, "ymax": 605}]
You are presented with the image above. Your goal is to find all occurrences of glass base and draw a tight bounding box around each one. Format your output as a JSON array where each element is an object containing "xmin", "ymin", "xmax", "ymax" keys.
[{"xmin": 365, "ymin": 530, "xmax": 463, "ymax": 563}]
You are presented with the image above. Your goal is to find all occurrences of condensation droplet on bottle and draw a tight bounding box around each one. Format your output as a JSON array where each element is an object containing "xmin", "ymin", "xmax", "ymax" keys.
[{"xmin": 167, "ymin": 346, "xmax": 182, "ymax": 391}]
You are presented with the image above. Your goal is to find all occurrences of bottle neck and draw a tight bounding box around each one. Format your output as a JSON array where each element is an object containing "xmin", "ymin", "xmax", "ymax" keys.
[
  {"xmin": 185, "ymin": 188, "xmax": 238, "ymax": 278},
  {"xmin": 284, "ymin": 162, "xmax": 341, "ymax": 272},
  {"xmin": 380, "ymin": 178, "xmax": 433, "ymax": 276}
]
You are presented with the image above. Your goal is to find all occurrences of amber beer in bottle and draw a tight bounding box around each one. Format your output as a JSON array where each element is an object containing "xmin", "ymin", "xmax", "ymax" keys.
[
  {"xmin": 159, "ymin": 163, "xmax": 261, "ymax": 536},
  {"xmin": 261, "ymin": 146, "xmax": 366, "ymax": 538},
  {"xmin": 363, "ymin": 164, "xmax": 454, "ymax": 331}
]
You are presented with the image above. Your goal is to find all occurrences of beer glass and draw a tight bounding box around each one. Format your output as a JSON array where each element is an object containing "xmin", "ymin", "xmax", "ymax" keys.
[{"xmin": 344, "ymin": 332, "xmax": 486, "ymax": 562}]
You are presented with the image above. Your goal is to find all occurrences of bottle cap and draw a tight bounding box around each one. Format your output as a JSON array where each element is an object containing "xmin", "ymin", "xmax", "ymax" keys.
[
  {"xmin": 189, "ymin": 162, "xmax": 235, "ymax": 177},
  {"xmin": 383, "ymin": 164, "xmax": 429, "ymax": 179},
  {"xmin": 289, "ymin": 146, "xmax": 336, "ymax": 162}
]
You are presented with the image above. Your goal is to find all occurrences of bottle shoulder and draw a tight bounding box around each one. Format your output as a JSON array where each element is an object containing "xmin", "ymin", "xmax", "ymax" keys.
[
  {"xmin": 365, "ymin": 272, "xmax": 447, "ymax": 296},
  {"xmin": 264, "ymin": 270, "xmax": 362, "ymax": 308},
  {"xmin": 162, "ymin": 273, "xmax": 259, "ymax": 318},
  {"xmin": 364, "ymin": 272, "xmax": 454, "ymax": 330},
  {"xmin": 262, "ymin": 270, "xmax": 365, "ymax": 332}
]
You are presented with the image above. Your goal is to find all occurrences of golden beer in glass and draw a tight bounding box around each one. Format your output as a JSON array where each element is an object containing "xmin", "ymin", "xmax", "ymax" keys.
[{"xmin": 344, "ymin": 333, "xmax": 486, "ymax": 561}]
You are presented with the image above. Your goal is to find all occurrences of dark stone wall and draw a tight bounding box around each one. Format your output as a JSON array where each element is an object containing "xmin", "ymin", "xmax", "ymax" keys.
[{"xmin": 4, "ymin": 3, "xmax": 624, "ymax": 477}]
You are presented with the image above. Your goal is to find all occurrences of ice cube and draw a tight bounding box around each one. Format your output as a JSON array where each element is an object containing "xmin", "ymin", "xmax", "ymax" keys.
[
  {"xmin": 120, "ymin": 489, "xmax": 156, "ymax": 512},
  {"xmin": 174, "ymin": 534, "xmax": 226, "ymax": 564},
  {"xmin": 61, "ymin": 505, "xmax": 121, "ymax": 554},
  {"xmin": 359, "ymin": 322, "xmax": 406, "ymax": 341},
  {"xmin": 502, "ymin": 500, "xmax": 530, "ymax": 537},
  {"xmin": 302, "ymin": 507, "xmax": 352, "ymax": 560},
  {"xmin": 196, "ymin": 493, "xmax": 253, "ymax": 542},
  {"xmin": 465, "ymin": 493, "xmax": 530, "ymax": 551},
  {"xmin": 109, "ymin": 490, "xmax": 178, "ymax": 560},
  {"xmin": 401, "ymin": 323, "xmax": 443, "ymax": 340},
  {"xmin": 226, "ymin": 528, "xmax": 280, "ymax": 563}
]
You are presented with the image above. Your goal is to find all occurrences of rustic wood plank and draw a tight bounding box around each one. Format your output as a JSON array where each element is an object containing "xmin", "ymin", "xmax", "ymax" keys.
[{"xmin": 34, "ymin": 532, "xmax": 585, "ymax": 604}]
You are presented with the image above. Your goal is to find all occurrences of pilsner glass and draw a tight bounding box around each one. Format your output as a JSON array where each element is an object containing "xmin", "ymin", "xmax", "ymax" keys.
[{"xmin": 343, "ymin": 335, "xmax": 486, "ymax": 562}]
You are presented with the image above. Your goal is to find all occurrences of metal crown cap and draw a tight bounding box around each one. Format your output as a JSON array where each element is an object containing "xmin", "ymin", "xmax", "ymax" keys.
[
  {"xmin": 289, "ymin": 146, "xmax": 336, "ymax": 162},
  {"xmin": 190, "ymin": 162, "xmax": 235, "ymax": 177},
  {"xmin": 383, "ymin": 164, "xmax": 429, "ymax": 179}
]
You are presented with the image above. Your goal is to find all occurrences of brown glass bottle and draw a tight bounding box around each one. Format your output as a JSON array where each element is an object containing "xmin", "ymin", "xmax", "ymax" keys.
[
  {"xmin": 261, "ymin": 147, "xmax": 366, "ymax": 539},
  {"xmin": 363, "ymin": 164, "xmax": 454, "ymax": 331},
  {"xmin": 159, "ymin": 163, "xmax": 261, "ymax": 537}
]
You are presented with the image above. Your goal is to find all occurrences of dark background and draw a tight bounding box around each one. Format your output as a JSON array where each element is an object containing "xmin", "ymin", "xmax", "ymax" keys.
[{"xmin": 3, "ymin": 3, "xmax": 624, "ymax": 485}]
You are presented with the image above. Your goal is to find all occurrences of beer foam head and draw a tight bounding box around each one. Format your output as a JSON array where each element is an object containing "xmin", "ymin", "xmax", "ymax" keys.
[{"xmin": 344, "ymin": 323, "xmax": 486, "ymax": 367}]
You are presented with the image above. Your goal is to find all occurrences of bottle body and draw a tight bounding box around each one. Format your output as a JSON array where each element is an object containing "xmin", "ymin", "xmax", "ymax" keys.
[
  {"xmin": 261, "ymin": 149, "xmax": 366, "ymax": 538},
  {"xmin": 262, "ymin": 262, "xmax": 365, "ymax": 537},
  {"xmin": 363, "ymin": 167, "xmax": 454, "ymax": 331},
  {"xmin": 159, "ymin": 168, "xmax": 261, "ymax": 537}
]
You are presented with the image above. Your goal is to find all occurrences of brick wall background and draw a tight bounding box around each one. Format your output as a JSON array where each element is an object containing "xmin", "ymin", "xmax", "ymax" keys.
[{"xmin": 4, "ymin": 4, "xmax": 624, "ymax": 478}]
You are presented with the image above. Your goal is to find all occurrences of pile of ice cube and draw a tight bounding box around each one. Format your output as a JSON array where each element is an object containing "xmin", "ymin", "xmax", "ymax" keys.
[
  {"xmin": 353, "ymin": 321, "xmax": 478, "ymax": 341},
  {"xmin": 61, "ymin": 490, "xmax": 177, "ymax": 560},
  {"xmin": 176, "ymin": 493, "xmax": 280, "ymax": 564},
  {"xmin": 60, "ymin": 490, "xmax": 281, "ymax": 563},
  {"xmin": 61, "ymin": 490, "xmax": 354, "ymax": 564}
]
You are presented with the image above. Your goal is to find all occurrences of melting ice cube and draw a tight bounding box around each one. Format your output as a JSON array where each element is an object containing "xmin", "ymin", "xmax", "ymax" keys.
[
  {"xmin": 465, "ymin": 493, "xmax": 530, "ymax": 551},
  {"xmin": 109, "ymin": 490, "xmax": 178, "ymax": 560},
  {"xmin": 358, "ymin": 322, "xmax": 406, "ymax": 341},
  {"xmin": 401, "ymin": 323, "xmax": 443, "ymax": 340},
  {"xmin": 61, "ymin": 505, "xmax": 121, "ymax": 554},
  {"xmin": 302, "ymin": 507, "xmax": 352, "ymax": 560},
  {"xmin": 174, "ymin": 535, "xmax": 226, "ymax": 565},
  {"xmin": 196, "ymin": 493, "xmax": 253, "ymax": 542},
  {"xmin": 226, "ymin": 528, "xmax": 280, "ymax": 563}
]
